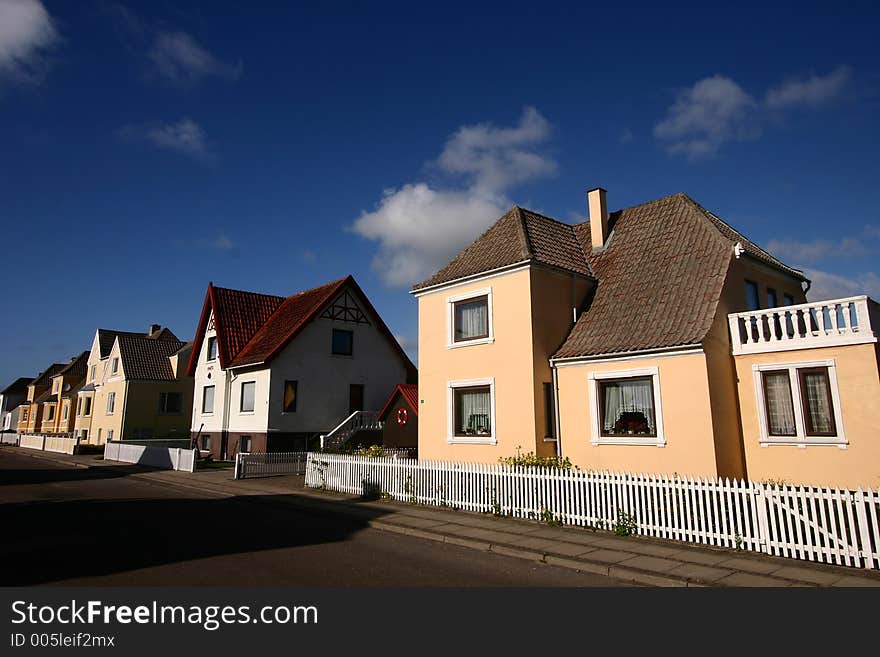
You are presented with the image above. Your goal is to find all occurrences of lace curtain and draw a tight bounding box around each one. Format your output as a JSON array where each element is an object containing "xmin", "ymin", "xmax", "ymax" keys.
[
  {"xmin": 802, "ymin": 371, "xmax": 833, "ymax": 433},
  {"xmin": 601, "ymin": 379, "xmax": 656, "ymax": 435},
  {"xmin": 457, "ymin": 388, "xmax": 491, "ymax": 434},
  {"xmin": 455, "ymin": 299, "xmax": 488, "ymax": 340},
  {"xmin": 764, "ymin": 372, "xmax": 796, "ymax": 435}
]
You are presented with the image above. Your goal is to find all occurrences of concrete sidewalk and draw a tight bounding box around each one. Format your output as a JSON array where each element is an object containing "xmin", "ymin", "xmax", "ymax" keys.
[{"xmin": 8, "ymin": 446, "xmax": 880, "ymax": 588}]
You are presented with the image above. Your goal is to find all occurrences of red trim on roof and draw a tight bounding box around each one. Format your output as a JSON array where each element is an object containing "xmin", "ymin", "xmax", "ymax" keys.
[
  {"xmin": 185, "ymin": 283, "xmax": 214, "ymax": 377},
  {"xmin": 378, "ymin": 384, "xmax": 418, "ymax": 420}
]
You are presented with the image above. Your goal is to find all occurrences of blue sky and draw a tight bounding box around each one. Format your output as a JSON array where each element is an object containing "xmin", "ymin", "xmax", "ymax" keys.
[{"xmin": 1, "ymin": 1, "xmax": 879, "ymax": 386}]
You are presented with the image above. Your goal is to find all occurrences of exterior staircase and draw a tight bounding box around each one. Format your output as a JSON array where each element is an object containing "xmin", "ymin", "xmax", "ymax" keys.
[{"xmin": 320, "ymin": 411, "xmax": 383, "ymax": 451}]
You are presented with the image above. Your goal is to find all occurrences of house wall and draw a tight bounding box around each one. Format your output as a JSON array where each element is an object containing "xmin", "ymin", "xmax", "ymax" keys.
[
  {"xmin": 265, "ymin": 311, "xmax": 411, "ymax": 433},
  {"xmin": 530, "ymin": 268, "xmax": 593, "ymax": 457},
  {"xmin": 734, "ymin": 342, "xmax": 880, "ymax": 489},
  {"xmin": 417, "ymin": 267, "xmax": 540, "ymax": 463},
  {"xmin": 88, "ymin": 377, "xmax": 125, "ymax": 444},
  {"xmin": 191, "ymin": 297, "xmax": 413, "ymax": 442},
  {"xmin": 381, "ymin": 395, "xmax": 418, "ymax": 449},
  {"xmin": 556, "ymin": 351, "xmax": 722, "ymax": 477},
  {"xmin": 119, "ymin": 378, "xmax": 194, "ymax": 440}
]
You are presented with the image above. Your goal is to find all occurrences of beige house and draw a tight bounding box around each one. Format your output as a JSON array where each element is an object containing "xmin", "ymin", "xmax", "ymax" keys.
[
  {"xmin": 413, "ymin": 189, "xmax": 880, "ymax": 489},
  {"xmin": 75, "ymin": 326, "xmax": 193, "ymax": 444},
  {"xmin": 39, "ymin": 351, "xmax": 89, "ymax": 435}
]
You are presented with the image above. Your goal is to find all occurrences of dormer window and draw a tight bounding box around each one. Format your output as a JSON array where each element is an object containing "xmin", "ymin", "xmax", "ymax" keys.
[
  {"xmin": 207, "ymin": 336, "xmax": 218, "ymax": 361},
  {"xmin": 447, "ymin": 288, "xmax": 494, "ymax": 348}
]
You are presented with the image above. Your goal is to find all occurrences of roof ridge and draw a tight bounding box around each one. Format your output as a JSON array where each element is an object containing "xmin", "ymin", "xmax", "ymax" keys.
[
  {"xmin": 212, "ymin": 285, "xmax": 287, "ymax": 300},
  {"xmin": 515, "ymin": 207, "xmax": 537, "ymax": 259}
]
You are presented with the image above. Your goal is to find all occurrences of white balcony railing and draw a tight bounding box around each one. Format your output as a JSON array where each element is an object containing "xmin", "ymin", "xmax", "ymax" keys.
[{"xmin": 729, "ymin": 295, "xmax": 878, "ymax": 355}]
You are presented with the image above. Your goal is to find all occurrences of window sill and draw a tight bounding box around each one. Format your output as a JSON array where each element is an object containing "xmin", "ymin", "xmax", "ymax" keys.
[
  {"xmin": 446, "ymin": 337, "xmax": 494, "ymax": 350},
  {"xmin": 447, "ymin": 436, "xmax": 497, "ymax": 445},
  {"xmin": 760, "ymin": 438, "xmax": 847, "ymax": 449},
  {"xmin": 239, "ymin": 411, "xmax": 255, "ymax": 416},
  {"xmin": 592, "ymin": 437, "xmax": 665, "ymax": 447}
]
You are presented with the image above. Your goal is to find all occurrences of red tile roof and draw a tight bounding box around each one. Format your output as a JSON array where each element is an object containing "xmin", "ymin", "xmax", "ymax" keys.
[
  {"xmin": 230, "ymin": 278, "xmax": 349, "ymax": 368},
  {"xmin": 378, "ymin": 383, "xmax": 419, "ymax": 420},
  {"xmin": 187, "ymin": 276, "xmax": 417, "ymax": 378}
]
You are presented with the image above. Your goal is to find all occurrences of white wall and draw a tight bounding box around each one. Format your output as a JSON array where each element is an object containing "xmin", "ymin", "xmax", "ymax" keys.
[
  {"xmin": 266, "ymin": 309, "xmax": 409, "ymax": 433},
  {"xmin": 190, "ymin": 292, "xmax": 412, "ymax": 435}
]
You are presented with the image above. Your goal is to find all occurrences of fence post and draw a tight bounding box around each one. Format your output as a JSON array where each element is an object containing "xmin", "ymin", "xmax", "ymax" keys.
[
  {"xmin": 853, "ymin": 488, "xmax": 871, "ymax": 568},
  {"xmin": 754, "ymin": 483, "xmax": 771, "ymax": 555},
  {"xmin": 234, "ymin": 452, "xmax": 241, "ymax": 480}
]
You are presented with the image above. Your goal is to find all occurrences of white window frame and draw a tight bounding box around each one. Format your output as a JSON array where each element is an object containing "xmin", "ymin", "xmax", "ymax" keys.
[
  {"xmin": 239, "ymin": 381, "xmax": 256, "ymax": 414},
  {"xmin": 752, "ymin": 359, "xmax": 846, "ymax": 448},
  {"xmin": 446, "ymin": 377, "xmax": 496, "ymax": 445},
  {"xmin": 111, "ymin": 358, "xmax": 119, "ymax": 375},
  {"xmin": 202, "ymin": 385, "xmax": 215, "ymax": 415},
  {"xmin": 106, "ymin": 392, "xmax": 115, "ymax": 415},
  {"xmin": 588, "ymin": 367, "xmax": 666, "ymax": 447},
  {"xmin": 206, "ymin": 336, "xmax": 218, "ymax": 362},
  {"xmin": 446, "ymin": 288, "xmax": 494, "ymax": 349}
]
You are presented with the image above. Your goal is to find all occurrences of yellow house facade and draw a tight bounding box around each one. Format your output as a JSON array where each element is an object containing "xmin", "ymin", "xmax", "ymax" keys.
[
  {"xmin": 74, "ymin": 326, "xmax": 194, "ymax": 444},
  {"xmin": 414, "ymin": 189, "xmax": 878, "ymax": 490}
]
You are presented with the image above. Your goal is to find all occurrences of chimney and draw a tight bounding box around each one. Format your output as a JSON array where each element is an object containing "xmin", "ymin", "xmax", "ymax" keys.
[
  {"xmin": 588, "ymin": 187, "xmax": 609, "ymax": 250},
  {"xmin": 149, "ymin": 324, "xmax": 161, "ymax": 336}
]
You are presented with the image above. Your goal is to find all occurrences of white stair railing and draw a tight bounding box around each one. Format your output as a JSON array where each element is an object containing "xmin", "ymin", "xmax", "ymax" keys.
[{"xmin": 319, "ymin": 411, "xmax": 383, "ymax": 450}]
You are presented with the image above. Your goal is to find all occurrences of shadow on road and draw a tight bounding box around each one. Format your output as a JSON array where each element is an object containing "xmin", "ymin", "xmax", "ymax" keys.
[
  {"xmin": 0, "ymin": 491, "xmax": 388, "ymax": 585},
  {"xmin": 0, "ymin": 463, "xmax": 156, "ymax": 486}
]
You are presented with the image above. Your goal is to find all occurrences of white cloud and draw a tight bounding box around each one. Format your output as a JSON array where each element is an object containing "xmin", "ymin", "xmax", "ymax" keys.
[
  {"xmin": 766, "ymin": 225, "xmax": 878, "ymax": 266},
  {"xmin": 804, "ymin": 268, "xmax": 880, "ymax": 302},
  {"xmin": 765, "ymin": 66, "xmax": 850, "ymax": 110},
  {"xmin": 149, "ymin": 31, "xmax": 241, "ymax": 85},
  {"xmin": 655, "ymin": 67, "xmax": 851, "ymax": 158},
  {"xmin": 654, "ymin": 75, "xmax": 758, "ymax": 158},
  {"xmin": 118, "ymin": 118, "xmax": 212, "ymax": 161},
  {"xmin": 352, "ymin": 107, "xmax": 556, "ymax": 287},
  {"xmin": 0, "ymin": 0, "xmax": 58, "ymax": 83}
]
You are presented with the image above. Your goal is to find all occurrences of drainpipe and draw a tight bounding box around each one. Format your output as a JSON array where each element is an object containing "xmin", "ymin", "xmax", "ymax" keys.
[
  {"xmin": 551, "ymin": 363, "xmax": 563, "ymax": 458},
  {"xmin": 120, "ymin": 380, "xmax": 130, "ymax": 440}
]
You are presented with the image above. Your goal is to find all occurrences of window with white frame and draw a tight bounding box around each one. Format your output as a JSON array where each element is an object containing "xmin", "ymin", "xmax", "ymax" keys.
[
  {"xmin": 240, "ymin": 381, "xmax": 256, "ymax": 413},
  {"xmin": 446, "ymin": 289, "xmax": 493, "ymax": 347},
  {"xmin": 206, "ymin": 336, "xmax": 218, "ymax": 361},
  {"xmin": 588, "ymin": 367, "xmax": 665, "ymax": 446},
  {"xmin": 202, "ymin": 385, "xmax": 215, "ymax": 414},
  {"xmin": 754, "ymin": 360, "xmax": 845, "ymax": 445},
  {"xmin": 90, "ymin": 364, "xmax": 96, "ymax": 382},
  {"xmin": 112, "ymin": 358, "xmax": 119, "ymax": 375},
  {"xmin": 106, "ymin": 392, "xmax": 115, "ymax": 414},
  {"xmin": 447, "ymin": 378, "xmax": 496, "ymax": 444}
]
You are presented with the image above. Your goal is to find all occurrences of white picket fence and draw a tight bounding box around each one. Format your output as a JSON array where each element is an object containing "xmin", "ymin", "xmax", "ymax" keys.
[
  {"xmin": 18, "ymin": 434, "xmax": 46, "ymax": 451},
  {"xmin": 43, "ymin": 436, "xmax": 78, "ymax": 455},
  {"xmin": 235, "ymin": 452, "xmax": 309, "ymax": 479},
  {"xmin": 104, "ymin": 441, "xmax": 197, "ymax": 472},
  {"xmin": 0, "ymin": 432, "xmax": 20, "ymax": 445},
  {"xmin": 304, "ymin": 454, "xmax": 880, "ymax": 570}
]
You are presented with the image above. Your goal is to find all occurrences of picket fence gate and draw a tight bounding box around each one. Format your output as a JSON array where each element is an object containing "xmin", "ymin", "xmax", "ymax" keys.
[
  {"xmin": 235, "ymin": 452, "xmax": 309, "ymax": 479},
  {"xmin": 304, "ymin": 453, "xmax": 880, "ymax": 570}
]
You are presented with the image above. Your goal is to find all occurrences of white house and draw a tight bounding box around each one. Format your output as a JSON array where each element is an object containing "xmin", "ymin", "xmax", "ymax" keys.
[{"xmin": 186, "ymin": 275, "xmax": 416, "ymax": 459}]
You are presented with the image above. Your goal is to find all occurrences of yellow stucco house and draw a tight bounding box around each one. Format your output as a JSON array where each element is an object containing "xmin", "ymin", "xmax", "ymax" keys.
[
  {"xmin": 75, "ymin": 326, "xmax": 194, "ymax": 444},
  {"xmin": 17, "ymin": 362, "xmax": 70, "ymax": 435},
  {"xmin": 413, "ymin": 189, "xmax": 880, "ymax": 490}
]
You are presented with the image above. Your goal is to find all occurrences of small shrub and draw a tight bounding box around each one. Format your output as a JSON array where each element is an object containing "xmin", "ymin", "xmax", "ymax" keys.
[
  {"xmin": 539, "ymin": 507, "xmax": 562, "ymax": 527},
  {"xmin": 612, "ymin": 509, "xmax": 638, "ymax": 537},
  {"xmin": 498, "ymin": 446, "xmax": 573, "ymax": 470}
]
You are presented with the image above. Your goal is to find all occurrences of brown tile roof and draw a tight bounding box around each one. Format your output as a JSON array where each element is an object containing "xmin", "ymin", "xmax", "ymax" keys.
[
  {"xmin": 97, "ymin": 327, "xmax": 179, "ymax": 359},
  {"xmin": 378, "ymin": 383, "xmax": 419, "ymax": 420},
  {"xmin": 116, "ymin": 334, "xmax": 187, "ymax": 381},
  {"xmin": 412, "ymin": 206, "xmax": 593, "ymax": 291},
  {"xmin": 555, "ymin": 193, "xmax": 805, "ymax": 358},
  {"xmin": 56, "ymin": 351, "xmax": 89, "ymax": 379},
  {"xmin": 29, "ymin": 364, "xmax": 68, "ymax": 389},
  {"xmin": 413, "ymin": 191, "xmax": 806, "ymax": 359},
  {"xmin": 1, "ymin": 377, "xmax": 32, "ymax": 396}
]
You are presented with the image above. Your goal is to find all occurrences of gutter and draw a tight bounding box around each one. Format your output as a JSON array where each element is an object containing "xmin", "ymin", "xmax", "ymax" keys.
[{"xmin": 550, "ymin": 344, "xmax": 704, "ymax": 367}]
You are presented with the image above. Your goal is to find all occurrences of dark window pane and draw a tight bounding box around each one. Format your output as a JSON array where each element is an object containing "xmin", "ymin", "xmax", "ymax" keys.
[
  {"xmin": 745, "ymin": 281, "xmax": 760, "ymax": 311},
  {"xmin": 543, "ymin": 382, "xmax": 555, "ymax": 438},
  {"xmin": 284, "ymin": 380, "xmax": 297, "ymax": 412},
  {"xmin": 332, "ymin": 329, "xmax": 353, "ymax": 355},
  {"xmin": 767, "ymin": 288, "xmax": 778, "ymax": 308},
  {"xmin": 207, "ymin": 336, "xmax": 218, "ymax": 361}
]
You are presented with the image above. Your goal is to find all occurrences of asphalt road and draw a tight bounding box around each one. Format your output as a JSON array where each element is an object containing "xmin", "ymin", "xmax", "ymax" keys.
[{"xmin": 0, "ymin": 449, "xmax": 628, "ymax": 586}]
